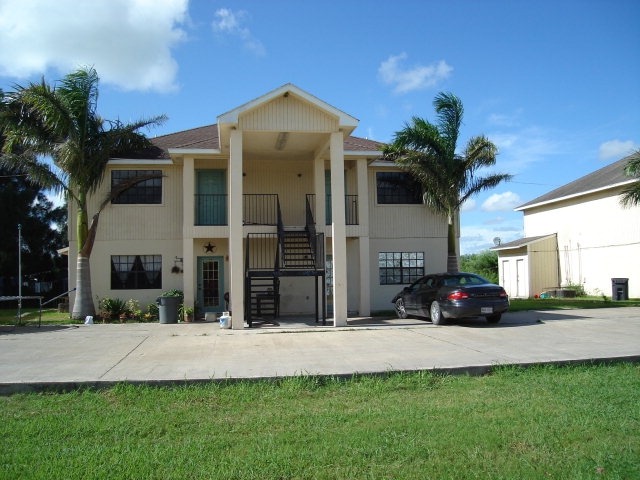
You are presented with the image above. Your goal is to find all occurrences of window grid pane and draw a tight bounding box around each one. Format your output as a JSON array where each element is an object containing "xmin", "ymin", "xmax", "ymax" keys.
[
  {"xmin": 376, "ymin": 172, "xmax": 422, "ymax": 204},
  {"xmin": 112, "ymin": 170, "xmax": 162, "ymax": 204},
  {"xmin": 378, "ymin": 252, "xmax": 424, "ymax": 285}
]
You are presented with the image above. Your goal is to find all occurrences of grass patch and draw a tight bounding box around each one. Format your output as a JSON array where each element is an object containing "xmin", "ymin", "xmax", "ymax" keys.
[
  {"xmin": 0, "ymin": 308, "xmax": 80, "ymax": 326},
  {"xmin": 1, "ymin": 364, "xmax": 638, "ymax": 479},
  {"xmin": 509, "ymin": 297, "xmax": 640, "ymax": 311}
]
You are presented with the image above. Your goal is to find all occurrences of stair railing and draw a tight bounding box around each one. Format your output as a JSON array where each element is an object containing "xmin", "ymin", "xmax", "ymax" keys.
[{"xmin": 305, "ymin": 195, "xmax": 317, "ymax": 263}]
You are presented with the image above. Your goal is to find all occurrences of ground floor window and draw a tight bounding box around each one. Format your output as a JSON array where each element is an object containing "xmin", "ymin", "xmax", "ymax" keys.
[
  {"xmin": 378, "ymin": 252, "xmax": 424, "ymax": 285},
  {"xmin": 111, "ymin": 255, "xmax": 162, "ymax": 289}
]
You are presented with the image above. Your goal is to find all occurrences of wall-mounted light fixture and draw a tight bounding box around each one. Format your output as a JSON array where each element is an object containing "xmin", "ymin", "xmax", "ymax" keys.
[{"xmin": 172, "ymin": 256, "xmax": 183, "ymax": 274}]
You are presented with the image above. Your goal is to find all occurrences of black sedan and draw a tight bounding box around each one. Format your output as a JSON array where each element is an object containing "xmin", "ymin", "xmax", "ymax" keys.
[{"xmin": 392, "ymin": 272, "xmax": 509, "ymax": 325}]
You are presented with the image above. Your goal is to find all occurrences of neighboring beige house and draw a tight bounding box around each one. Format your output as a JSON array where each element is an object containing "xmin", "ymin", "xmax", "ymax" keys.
[
  {"xmin": 493, "ymin": 155, "xmax": 639, "ymax": 299},
  {"xmin": 67, "ymin": 84, "xmax": 450, "ymax": 328}
]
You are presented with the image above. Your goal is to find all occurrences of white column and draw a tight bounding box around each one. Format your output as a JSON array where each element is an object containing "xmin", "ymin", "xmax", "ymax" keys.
[
  {"xmin": 314, "ymin": 154, "xmax": 326, "ymax": 233},
  {"xmin": 182, "ymin": 156, "xmax": 196, "ymax": 309},
  {"xmin": 229, "ymin": 129, "xmax": 245, "ymax": 329},
  {"xmin": 356, "ymin": 158, "xmax": 370, "ymax": 316},
  {"xmin": 330, "ymin": 132, "xmax": 347, "ymax": 326}
]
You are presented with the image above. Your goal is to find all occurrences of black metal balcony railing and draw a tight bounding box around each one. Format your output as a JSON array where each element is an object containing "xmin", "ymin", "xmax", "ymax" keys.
[
  {"xmin": 195, "ymin": 194, "xmax": 279, "ymax": 226},
  {"xmin": 195, "ymin": 194, "xmax": 227, "ymax": 226},
  {"xmin": 321, "ymin": 194, "xmax": 359, "ymax": 225},
  {"xmin": 195, "ymin": 193, "xmax": 358, "ymax": 226},
  {"xmin": 243, "ymin": 194, "xmax": 278, "ymax": 226}
]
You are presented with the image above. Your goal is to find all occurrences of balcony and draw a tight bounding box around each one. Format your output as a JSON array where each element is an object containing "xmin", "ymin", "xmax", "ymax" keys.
[
  {"xmin": 196, "ymin": 194, "xmax": 278, "ymax": 226},
  {"xmin": 195, "ymin": 193, "xmax": 358, "ymax": 226}
]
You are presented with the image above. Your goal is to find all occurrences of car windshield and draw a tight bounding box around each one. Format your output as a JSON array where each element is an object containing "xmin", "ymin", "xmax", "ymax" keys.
[{"xmin": 443, "ymin": 274, "xmax": 488, "ymax": 286}]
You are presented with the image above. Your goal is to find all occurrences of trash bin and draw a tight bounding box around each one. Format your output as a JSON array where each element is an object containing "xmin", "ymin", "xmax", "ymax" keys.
[
  {"xmin": 157, "ymin": 295, "xmax": 181, "ymax": 323},
  {"xmin": 611, "ymin": 278, "xmax": 629, "ymax": 301}
]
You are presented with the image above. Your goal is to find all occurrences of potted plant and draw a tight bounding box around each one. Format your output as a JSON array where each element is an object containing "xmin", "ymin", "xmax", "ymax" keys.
[{"xmin": 183, "ymin": 306, "xmax": 195, "ymax": 322}]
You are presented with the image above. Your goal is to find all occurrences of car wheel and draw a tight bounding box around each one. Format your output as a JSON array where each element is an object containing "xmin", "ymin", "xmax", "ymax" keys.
[
  {"xmin": 486, "ymin": 313, "xmax": 502, "ymax": 323},
  {"xmin": 395, "ymin": 298, "xmax": 408, "ymax": 319},
  {"xmin": 430, "ymin": 301, "xmax": 443, "ymax": 325}
]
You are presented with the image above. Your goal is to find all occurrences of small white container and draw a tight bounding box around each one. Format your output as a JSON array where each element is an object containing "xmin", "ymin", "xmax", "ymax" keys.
[{"xmin": 219, "ymin": 312, "xmax": 231, "ymax": 329}]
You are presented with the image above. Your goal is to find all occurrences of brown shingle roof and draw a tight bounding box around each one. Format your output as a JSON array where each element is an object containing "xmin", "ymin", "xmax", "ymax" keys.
[
  {"xmin": 343, "ymin": 136, "xmax": 385, "ymax": 152},
  {"xmin": 136, "ymin": 124, "xmax": 383, "ymax": 159},
  {"xmin": 516, "ymin": 155, "xmax": 637, "ymax": 210}
]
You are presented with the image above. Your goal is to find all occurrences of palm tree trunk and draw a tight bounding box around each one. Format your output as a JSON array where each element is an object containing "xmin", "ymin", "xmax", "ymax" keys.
[
  {"xmin": 71, "ymin": 196, "xmax": 98, "ymax": 319},
  {"xmin": 71, "ymin": 254, "xmax": 96, "ymax": 319},
  {"xmin": 447, "ymin": 219, "xmax": 458, "ymax": 273}
]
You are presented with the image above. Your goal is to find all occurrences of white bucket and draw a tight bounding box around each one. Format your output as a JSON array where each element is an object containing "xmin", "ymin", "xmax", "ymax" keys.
[{"xmin": 219, "ymin": 312, "xmax": 231, "ymax": 329}]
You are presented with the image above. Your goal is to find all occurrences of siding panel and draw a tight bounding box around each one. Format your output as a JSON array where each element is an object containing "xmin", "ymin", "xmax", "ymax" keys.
[{"xmin": 240, "ymin": 96, "xmax": 338, "ymax": 132}]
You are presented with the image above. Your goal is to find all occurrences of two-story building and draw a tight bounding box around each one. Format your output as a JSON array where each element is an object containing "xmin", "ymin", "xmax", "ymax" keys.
[
  {"xmin": 67, "ymin": 84, "xmax": 450, "ymax": 328},
  {"xmin": 493, "ymin": 154, "xmax": 639, "ymax": 299}
]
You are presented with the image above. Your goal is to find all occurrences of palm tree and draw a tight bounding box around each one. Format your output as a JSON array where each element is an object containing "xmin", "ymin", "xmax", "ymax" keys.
[
  {"xmin": 383, "ymin": 92, "xmax": 512, "ymax": 273},
  {"xmin": 0, "ymin": 68, "xmax": 166, "ymax": 319},
  {"xmin": 619, "ymin": 150, "xmax": 640, "ymax": 208}
]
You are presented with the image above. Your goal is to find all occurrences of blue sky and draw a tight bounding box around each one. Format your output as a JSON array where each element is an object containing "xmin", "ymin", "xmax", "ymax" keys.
[{"xmin": 1, "ymin": 0, "xmax": 638, "ymax": 254}]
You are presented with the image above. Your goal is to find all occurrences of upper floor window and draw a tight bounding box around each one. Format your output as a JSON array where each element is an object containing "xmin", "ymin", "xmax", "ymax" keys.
[
  {"xmin": 111, "ymin": 170, "xmax": 162, "ymax": 204},
  {"xmin": 376, "ymin": 172, "xmax": 423, "ymax": 204}
]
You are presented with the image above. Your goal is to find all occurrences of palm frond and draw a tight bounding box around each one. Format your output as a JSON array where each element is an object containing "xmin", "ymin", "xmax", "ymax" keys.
[
  {"xmin": 433, "ymin": 92, "xmax": 463, "ymax": 154},
  {"xmin": 459, "ymin": 173, "xmax": 513, "ymax": 207},
  {"xmin": 619, "ymin": 151, "xmax": 640, "ymax": 208},
  {"xmin": 0, "ymin": 151, "xmax": 68, "ymax": 196}
]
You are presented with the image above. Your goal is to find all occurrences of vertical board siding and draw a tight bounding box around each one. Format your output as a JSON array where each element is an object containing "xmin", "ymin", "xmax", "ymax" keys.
[
  {"xmin": 368, "ymin": 168, "xmax": 447, "ymax": 238},
  {"xmin": 89, "ymin": 165, "xmax": 183, "ymax": 240},
  {"xmin": 240, "ymin": 96, "xmax": 338, "ymax": 132},
  {"xmin": 529, "ymin": 236, "xmax": 560, "ymax": 295},
  {"xmin": 524, "ymin": 190, "xmax": 640, "ymax": 297},
  {"xmin": 242, "ymin": 157, "xmax": 314, "ymax": 225}
]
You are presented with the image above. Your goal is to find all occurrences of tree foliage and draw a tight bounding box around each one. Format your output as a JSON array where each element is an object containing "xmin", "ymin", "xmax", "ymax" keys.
[
  {"xmin": 383, "ymin": 92, "xmax": 512, "ymax": 272},
  {"xmin": 0, "ymin": 68, "xmax": 165, "ymax": 317},
  {"xmin": 619, "ymin": 150, "xmax": 640, "ymax": 208},
  {"xmin": 0, "ymin": 167, "xmax": 67, "ymax": 296},
  {"xmin": 460, "ymin": 250, "xmax": 499, "ymax": 284}
]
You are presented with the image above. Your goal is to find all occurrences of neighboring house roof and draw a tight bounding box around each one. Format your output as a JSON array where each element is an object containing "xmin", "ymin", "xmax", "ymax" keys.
[
  {"xmin": 515, "ymin": 155, "xmax": 637, "ymax": 211},
  {"xmin": 491, "ymin": 234, "xmax": 556, "ymax": 251},
  {"xmin": 127, "ymin": 124, "xmax": 385, "ymax": 161}
]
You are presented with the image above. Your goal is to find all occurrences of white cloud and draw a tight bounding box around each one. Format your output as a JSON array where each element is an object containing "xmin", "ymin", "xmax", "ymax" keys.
[
  {"xmin": 461, "ymin": 198, "xmax": 476, "ymax": 212},
  {"xmin": 459, "ymin": 222, "xmax": 523, "ymax": 255},
  {"xmin": 598, "ymin": 139, "xmax": 638, "ymax": 161},
  {"xmin": 378, "ymin": 53, "xmax": 452, "ymax": 94},
  {"xmin": 489, "ymin": 127, "xmax": 562, "ymax": 174},
  {"xmin": 487, "ymin": 109, "xmax": 523, "ymax": 127},
  {"xmin": 212, "ymin": 8, "xmax": 266, "ymax": 56},
  {"xmin": 0, "ymin": 0, "xmax": 188, "ymax": 92},
  {"xmin": 482, "ymin": 192, "xmax": 522, "ymax": 212}
]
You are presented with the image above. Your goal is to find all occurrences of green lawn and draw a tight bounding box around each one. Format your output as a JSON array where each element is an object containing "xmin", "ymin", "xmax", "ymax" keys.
[{"xmin": 1, "ymin": 364, "xmax": 638, "ymax": 479}]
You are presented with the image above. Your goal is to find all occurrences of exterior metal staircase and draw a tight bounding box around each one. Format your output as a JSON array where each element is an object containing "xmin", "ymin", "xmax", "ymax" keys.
[
  {"xmin": 281, "ymin": 230, "xmax": 316, "ymax": 269},
  {"xmin": 244, "ymin": 196, "xmax": 326, "ymax": 327}
]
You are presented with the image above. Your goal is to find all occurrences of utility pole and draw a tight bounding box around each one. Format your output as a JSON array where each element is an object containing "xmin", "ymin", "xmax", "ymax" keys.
[{"xmin": 17, "ymin": 224, "xmax": 22, "ymax": 323}]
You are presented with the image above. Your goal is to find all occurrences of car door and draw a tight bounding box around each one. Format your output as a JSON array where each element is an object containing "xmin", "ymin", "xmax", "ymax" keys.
[
  {"xmin": 416, "ymin": 276, "xmax": 439, "ymax": 317},
  {"xmin": 403, "ymin": 277, "xmax": 428, "ymax": 314}
]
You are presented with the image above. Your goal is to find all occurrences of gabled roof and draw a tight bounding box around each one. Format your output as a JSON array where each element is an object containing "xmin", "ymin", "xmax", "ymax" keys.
[
  {"xmin": 516, "ymin": 155, "xmax": 637, "ymax": 211},
  {"xmin": 491, "ymin": 234, "xmax": 556, "ymax": 251},
  {"xmin": 217, "ymin": 83, "xmax": 359, "ymax": 130},
  {"xmin": 138, "ymin": 124, "xmax": 384, "ymax": 160}
]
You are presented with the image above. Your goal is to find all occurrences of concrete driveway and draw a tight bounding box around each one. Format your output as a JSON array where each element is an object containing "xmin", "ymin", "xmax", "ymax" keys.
[{"xmin": 1, "ymin": 307, "xmax": 639, "ymax": 394}]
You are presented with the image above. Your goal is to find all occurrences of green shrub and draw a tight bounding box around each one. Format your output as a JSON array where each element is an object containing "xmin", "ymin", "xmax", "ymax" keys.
[{"xmin": 98, "ymin": 297, "xmax": 127, "ymax": 320}]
